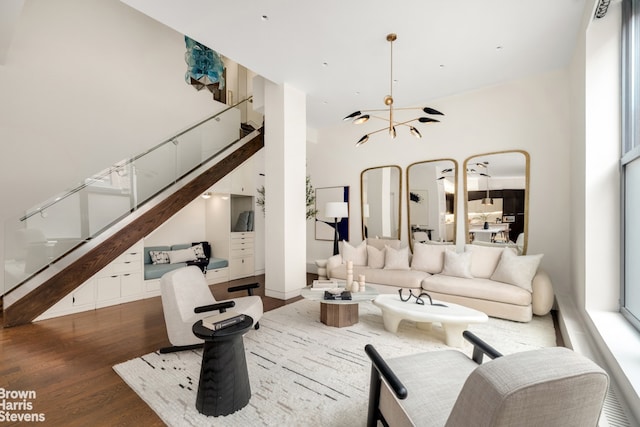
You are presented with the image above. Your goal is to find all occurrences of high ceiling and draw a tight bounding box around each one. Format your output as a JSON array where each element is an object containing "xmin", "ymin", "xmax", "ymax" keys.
[{"xmin": 122, "ymin": 0, "xmax": 589, "ymax": 130}]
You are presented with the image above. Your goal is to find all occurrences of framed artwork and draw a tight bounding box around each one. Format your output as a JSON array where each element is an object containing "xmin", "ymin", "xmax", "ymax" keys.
[
  {"xmin": 409, "ymin": 189, "xmax": 429, "ymax": 227},
  {"xmin": 315, "ymin": 186, "xmax": 350, "ymax": 241}
]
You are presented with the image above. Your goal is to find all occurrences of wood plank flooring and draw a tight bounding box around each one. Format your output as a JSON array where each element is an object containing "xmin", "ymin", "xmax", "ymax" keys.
[{"xmin": 0, "ymin": 275, "xmax": 304, "ymax": 427}]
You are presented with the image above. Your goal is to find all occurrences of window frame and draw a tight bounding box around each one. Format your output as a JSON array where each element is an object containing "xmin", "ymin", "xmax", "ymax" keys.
[{"xmin": 621, "ymin": 0, "xmax": 640, "ymax": 331}]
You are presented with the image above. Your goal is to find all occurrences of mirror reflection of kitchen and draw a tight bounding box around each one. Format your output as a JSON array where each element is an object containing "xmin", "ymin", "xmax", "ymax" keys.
[
  {"xmin": 406, "ymin": 159, "xmax": 457, "ymax": 249},
  {"xmin": 361, "ymin": 165, "xmax": 401, "ymax": 240},
  {"xmin": 464, "ymin": 151, "xmax": 529, "ymax": 254}
]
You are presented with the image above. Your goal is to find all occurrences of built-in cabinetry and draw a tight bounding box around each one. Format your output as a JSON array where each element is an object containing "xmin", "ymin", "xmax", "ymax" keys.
[
  {"xmin": 207, "ymin": 158, "xmax": 257, "ymax": 281},
  {"xmin": 36, "ymin": 157, "xmax": 260, "ymax": 321},
  {"xmin": 229, "ymin": 232, "xmax": 254, "ymax": 279},
  {"xmin": 36, "ymin": 241, "xmax": 145, "ymax": 320}
]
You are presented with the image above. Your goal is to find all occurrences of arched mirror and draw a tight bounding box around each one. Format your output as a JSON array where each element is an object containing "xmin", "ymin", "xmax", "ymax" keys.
[
  {"xmin": 464, "ymin": 150, "xmax": 529, "ymax": 254},
  {"xmin": 361, "ymin": 165, "xmax": 401, "ymax": 240},
  {"xmin": 406, "ymin": 159, "xmax": 457, "ymax": 251}
]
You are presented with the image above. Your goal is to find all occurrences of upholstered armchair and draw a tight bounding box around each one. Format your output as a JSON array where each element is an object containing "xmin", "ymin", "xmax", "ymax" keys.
[
  {"xmin": 365, "ymin": 331, "xmax": 609, "ymax": 427},
  {"xmin": 159, "ymin": 266, "xmax": 263, "ymax": 353}
]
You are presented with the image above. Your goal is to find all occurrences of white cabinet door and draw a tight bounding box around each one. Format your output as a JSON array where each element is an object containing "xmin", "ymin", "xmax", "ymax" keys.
[
  {"xmin": 120, "ymin": 272, "xmax": 143, "ymax": 299},
  {"xmin": 96, "ymin": 276, "xmax": 121, "ymax": 306},
  {"xmin": 231, "ymin": 158, "xmax": 254, "ymax": 195},
  {"xmin": 73, "ymin": 280, "xmax": 96, "ymax": 307}
]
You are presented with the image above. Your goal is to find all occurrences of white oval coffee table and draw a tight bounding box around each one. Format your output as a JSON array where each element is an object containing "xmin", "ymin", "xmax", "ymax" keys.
[{"xmin": 373, "ymin": 293, "xmax": 488, "ymax": 347}]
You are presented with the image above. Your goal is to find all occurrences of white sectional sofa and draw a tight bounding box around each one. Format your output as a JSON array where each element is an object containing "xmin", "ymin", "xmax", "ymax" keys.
[{"xmin": 325, "ymin": 238, "xmax": 554, "ymax": 322}]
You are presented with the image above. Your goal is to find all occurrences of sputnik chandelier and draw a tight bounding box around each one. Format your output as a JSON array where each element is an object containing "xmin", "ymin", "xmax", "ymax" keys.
[{"xmin": 343, "ymin": 33, "xmax": 444, "ymax": 147}]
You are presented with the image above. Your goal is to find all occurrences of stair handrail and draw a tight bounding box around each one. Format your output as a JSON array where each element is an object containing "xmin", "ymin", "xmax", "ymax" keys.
[{"xmin": 18, "ymin": 97, "xmax": 254, "ymax": 223}]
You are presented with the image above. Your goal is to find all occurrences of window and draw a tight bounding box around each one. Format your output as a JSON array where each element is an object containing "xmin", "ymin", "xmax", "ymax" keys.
[{"xmin": 622, "ymin": 0, "xmax": 640, "ymax": 330}]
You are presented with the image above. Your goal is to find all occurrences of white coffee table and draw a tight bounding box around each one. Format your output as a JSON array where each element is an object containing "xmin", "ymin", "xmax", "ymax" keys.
[
  {"xmin": 373, "ymin": 293, "xmax": 488, "ymax": 347},
  {"xmin": 300, "ymin": 284, "xmax": 378, "ymax": 327}
]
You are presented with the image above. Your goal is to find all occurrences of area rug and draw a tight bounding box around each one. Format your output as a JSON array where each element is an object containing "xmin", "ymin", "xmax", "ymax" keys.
[{"xmin": 113, "ymin": 299, "xmax": 556, "ymax": 426}]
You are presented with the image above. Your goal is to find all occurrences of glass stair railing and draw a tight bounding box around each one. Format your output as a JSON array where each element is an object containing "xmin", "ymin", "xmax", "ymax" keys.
[{"xmin": 3, "ymin": 97, "xmax": 260, "ymax": 297}]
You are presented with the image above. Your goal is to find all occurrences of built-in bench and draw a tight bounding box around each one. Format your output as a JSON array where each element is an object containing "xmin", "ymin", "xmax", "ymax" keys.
[{"xmin": 143, "ymin": 242, "xmax": 228, "ymax": 281}]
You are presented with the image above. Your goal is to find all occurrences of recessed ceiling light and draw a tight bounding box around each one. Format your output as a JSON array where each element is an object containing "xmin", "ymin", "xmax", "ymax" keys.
[
  {"xmin": 496, "ymin": 46, "xmax": 503, "ymax": 50},
  {"xmin": 439, "ymin": 64, "xmax": 445, "ymax": 68},
  {"xmin": 322, "ymin": 62, "xmax": 328, "ymax": 67},
  {"xmin": 261, "ymin": 15, "xmax": 269, "ymax": 21}
]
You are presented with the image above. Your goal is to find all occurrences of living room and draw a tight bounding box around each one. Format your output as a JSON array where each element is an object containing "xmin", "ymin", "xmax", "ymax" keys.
[{"xmin": 1, "ymin": 0, "xmax": 639, "ymax": 425}]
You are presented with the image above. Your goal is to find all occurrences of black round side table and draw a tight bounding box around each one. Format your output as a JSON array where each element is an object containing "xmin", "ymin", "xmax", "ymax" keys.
[{"xmin": 192, "ymin": 315, "xmax": 253, "ymax": 416}]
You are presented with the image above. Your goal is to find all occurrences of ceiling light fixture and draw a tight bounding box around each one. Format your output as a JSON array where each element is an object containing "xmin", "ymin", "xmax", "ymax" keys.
[{"xmin": 343, "ymin": 33, "xmax": 444, "ymax": 147}]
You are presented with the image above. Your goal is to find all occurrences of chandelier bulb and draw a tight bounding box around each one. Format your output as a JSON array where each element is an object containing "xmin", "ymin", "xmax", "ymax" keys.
[
  {"xmin": 389, "ymin": 126, "xmax": 397, "ymax": 139},
  {"xmin": 356, "ymin": 135, "xmax": 369, "ymax": 147}
]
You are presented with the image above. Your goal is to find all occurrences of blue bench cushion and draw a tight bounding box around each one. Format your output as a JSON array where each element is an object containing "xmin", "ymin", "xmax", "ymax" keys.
[
  {"xmin": 207, "ymin": 257, "xmax": 229, "ymax": 270},
  {"xmin": 144, "ymin": 262, "xmax": 187, "ymax": 280}
]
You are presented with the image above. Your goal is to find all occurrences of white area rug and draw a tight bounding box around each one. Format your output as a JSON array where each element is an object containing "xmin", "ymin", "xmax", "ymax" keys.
[{"xmin": 113, "ymin": 299, "xmax": 556, "ymax": 426}]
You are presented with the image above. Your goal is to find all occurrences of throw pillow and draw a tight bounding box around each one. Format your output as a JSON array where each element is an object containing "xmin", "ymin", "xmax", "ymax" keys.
[
  {"xmin": 411, "ymin": 242, "xmax": 452, "ymax": 274},
  {"xmin": 383, "ymin": 245, "xmax": 410, "ymax": 270},
  {"xmin": 441, "ymin": 250, "xmax": 473, "ymax": 278},
  {"xmin": 342, "ymin": 241, "xmax": 367, "ymax": 266},
  {"xmin": 367, "ymin": 245, "xmax": 385, "ymax": 269},
  {"xmin": 149, "ymin": 250, "xmax": 170, "ymax": 265},
  {"xmin": 192, "ymin": 243, "xmax": 207, "ymax": 259},
  {"xmin": 234, "ymin": 211, "xmax": 250, "ymax": 232},
  {"xmin": 491, "ymin": 249, "xmax": 543, "ymax": 292},
  {"xmin": 168, "ymin": 247, "xmax": 198, "ymax": 264},
  {"xmin": 367, "ymin": 238, "xmax": 402, "ymax": 251},
  {"xmin": 465, "ymin": 244, "xmax": 513, "ymax": 279}
]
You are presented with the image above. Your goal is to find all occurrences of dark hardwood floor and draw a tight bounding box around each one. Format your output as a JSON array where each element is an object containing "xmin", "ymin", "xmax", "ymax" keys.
[{"xmin": 0, "ymin": 274, "xmax": 305, "ymax": 427}]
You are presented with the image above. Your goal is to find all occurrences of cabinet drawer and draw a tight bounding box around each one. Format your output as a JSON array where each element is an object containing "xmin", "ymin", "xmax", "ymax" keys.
[
  {"xmin": 231, "ymin": 247, "xmax": 254, "ymax": 257},
  {"xmin": 231, "ymin": 241, "xmax": 254, "ymax": 251},
  {"xmin": 109, "ymin": 260, "xmax": 140, "ymax": 274},
  {"xmin": 206, "ymin": 267, "xmax": 229, "ymax": 284}
]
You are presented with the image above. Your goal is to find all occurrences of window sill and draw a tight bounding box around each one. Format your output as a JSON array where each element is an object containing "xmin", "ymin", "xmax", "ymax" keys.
[{"xmin": 556, "ymin": 293, "xmax": 640, "ymax": 425}]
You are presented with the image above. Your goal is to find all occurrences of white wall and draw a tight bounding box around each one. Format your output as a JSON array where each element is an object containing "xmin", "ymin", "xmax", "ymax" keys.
[
  {"xmin": 307, "ymin": 70, "xmax": 573, "ymax": 294},
  {"xmin": 143, "ymin": 198, "xmax": 206, "ymax": 246},
  {"xmin": 0, "ymin": 0, "xmax": 226, "ymax": 290}
]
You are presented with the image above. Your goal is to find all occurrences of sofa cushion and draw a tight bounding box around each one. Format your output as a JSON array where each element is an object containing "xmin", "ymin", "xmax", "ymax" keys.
[
  {"xmin": 422, "ymin": 274, "xmax": 532, "ymax": 307},
  {"xmin": 144, "ymin": 262, "xmax": 187, "ymax": 280},
  {"xmin": 331, "ymin": 264, "xmax": 429, "ymax": 288},
  {"xmin": 341, "ymin": 241, "xmax": 367, "ymax": 265},
  {"xmin": 491, "ymin": 250, "xmax": 543, "ymax": 292},
  {"xmin": 207, "ymin": 257, "xmax": 229, "ymax": 270},
  {"xmin": 465, "ymin": 244, "xmax": 512, "ymax": 279},
  {"xmin": 441, "ymin": 251, "xmax": 473, "ymax": 279},
  {"xmin": 411, "ymin": 242, "xmax": 453, "ymax": 274},
  {"xmin": 367, "ymin": 238, "xmax": 403, "ymax": 251},
  {"xmin": 384, "ymin": 246, "xmax": 410, "ymax": 270},
  {"xmin": 367, "ymin": 245, "xmax": 386, "ymax": 269}
]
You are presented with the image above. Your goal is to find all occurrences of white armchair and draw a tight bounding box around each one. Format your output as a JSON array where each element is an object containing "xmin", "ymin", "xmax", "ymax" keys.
[
  {"xmin": 365, "ymin": 331, "xmax": 609, "ymax": 427},
  {"xmin": 159, "ymin": 266, "xmax": 263, "ymax": 353}
]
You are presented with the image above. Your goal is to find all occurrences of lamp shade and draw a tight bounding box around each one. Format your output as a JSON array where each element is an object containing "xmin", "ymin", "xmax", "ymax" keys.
[{"xmin": 325, "ymin": 202, "xmax": 348, "ymax": 219}]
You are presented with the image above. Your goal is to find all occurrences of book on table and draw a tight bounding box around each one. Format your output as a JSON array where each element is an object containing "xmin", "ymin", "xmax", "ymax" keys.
[
  {"xmin": 202, "ymin": 310, "xmax": 246, "ymax": 331},
  {"xmin": 324, "ymin": 290, "xmax": 352, "ymax": 301}
]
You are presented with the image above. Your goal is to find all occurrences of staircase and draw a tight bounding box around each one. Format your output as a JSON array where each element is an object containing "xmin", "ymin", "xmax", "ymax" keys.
[{"xmin": 3, "ymin": 100, "xmax": 263, "ymax": 327}]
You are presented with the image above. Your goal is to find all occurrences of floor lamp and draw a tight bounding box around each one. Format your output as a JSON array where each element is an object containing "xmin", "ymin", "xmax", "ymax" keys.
[{"xmin": 325, "ymin": 202, "xmax": 348, "ymax": 256}]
